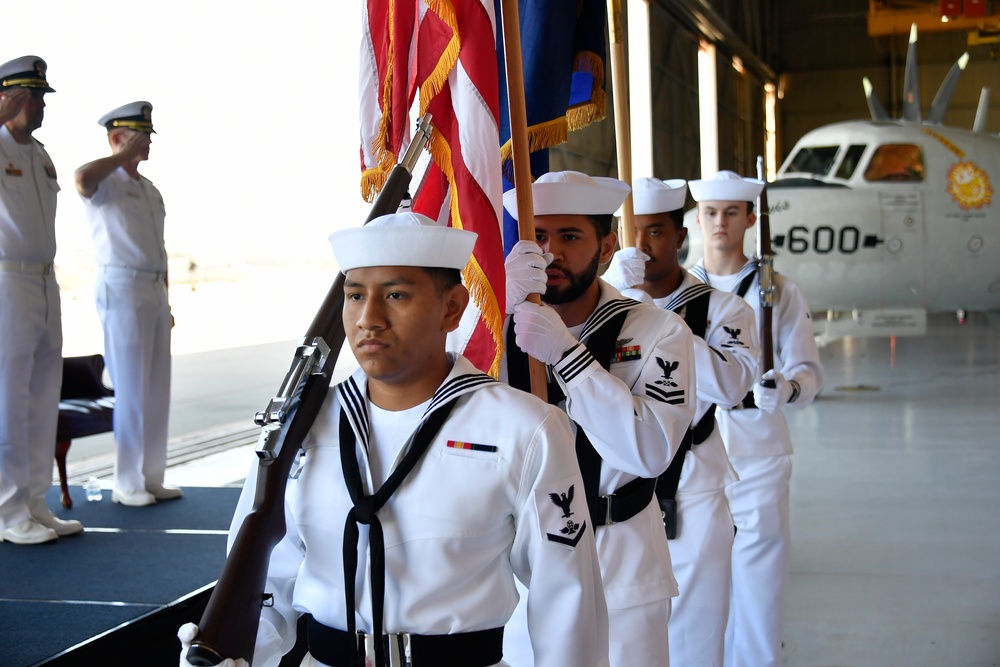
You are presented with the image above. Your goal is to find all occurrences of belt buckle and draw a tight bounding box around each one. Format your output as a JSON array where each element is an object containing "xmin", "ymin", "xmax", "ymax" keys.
[
  {"xmin": 604, "ymin": 493, "xmax": 615, "ymax": 526},
  {"xmin": 359, "ymin": 630, "xmax": 411, "ymax": 667}
]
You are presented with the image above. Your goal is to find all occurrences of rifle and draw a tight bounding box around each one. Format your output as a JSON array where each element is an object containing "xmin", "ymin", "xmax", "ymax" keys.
[
  {"xmin": 755, "ymin": 155, "xmax": 776, "ymax": 389},
  {"xmin": 186, "ymin": 115, "xmax": 434, "ymax": 665}
]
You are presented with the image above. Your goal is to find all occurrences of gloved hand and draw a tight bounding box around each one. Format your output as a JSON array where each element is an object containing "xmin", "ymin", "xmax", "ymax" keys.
[
  {"xmin": 752, "ymin": 369, "xmax": 793, "ymax": 413},
  {"xmin": 178, "ymin": 623, "xmax": 249, "ymax": 667},
  {"xmin": 505, "ymin": 240, "xmax": 553, "ymax": 313},
  {"xmin": 512, "ymin": 301, "xmax": 579, "ymax": 365},
  {"xmin": 602, "ymin": 247, "xmax": 649, "ymax": 292}
]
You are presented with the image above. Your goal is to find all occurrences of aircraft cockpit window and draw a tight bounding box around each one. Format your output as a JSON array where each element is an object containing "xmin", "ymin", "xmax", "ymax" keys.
[
  {"xmin": 835, "ymin": 144, "xmax": 867, "ymax": 179},
  {"xmin": 787, "ymin": 145, "xmax": 839, "ymax": 176},
  {"xmin": 863, "ymin": 144, "xmax": 924, "ymax": 182}
]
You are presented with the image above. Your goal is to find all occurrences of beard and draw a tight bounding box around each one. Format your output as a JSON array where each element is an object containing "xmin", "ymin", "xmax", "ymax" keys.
[{"xmin": 542, "ymin": 247, "xmax": 601, "ymax": 305}]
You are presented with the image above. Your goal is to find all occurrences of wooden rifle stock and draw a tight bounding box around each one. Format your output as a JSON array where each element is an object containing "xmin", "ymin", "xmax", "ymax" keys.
[
  {"xmin": 186, "ymin": 116, "xmax": 433, "ymax": 665},
  {"xmin": 755, "ymin": 156, "xmax": 776, "ymax": 389}
]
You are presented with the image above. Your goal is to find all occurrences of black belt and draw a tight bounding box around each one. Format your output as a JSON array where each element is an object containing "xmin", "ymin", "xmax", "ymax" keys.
[
  {"xmin": 593, "ymin": 476, "xmax": 656, "ymax": 526},
  {"xmin": 732, "ymin": 391, "xmax": 757, "ymax": 410},
  {"xmin": 306, "ymin": 614, "xmax": 504, "ymax": 667}
]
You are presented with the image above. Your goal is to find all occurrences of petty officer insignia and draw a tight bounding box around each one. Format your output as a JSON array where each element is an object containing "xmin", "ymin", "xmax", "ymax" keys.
[{"xmin": 538, "ymin": 479, "xmax": 587, "ymax": 549}]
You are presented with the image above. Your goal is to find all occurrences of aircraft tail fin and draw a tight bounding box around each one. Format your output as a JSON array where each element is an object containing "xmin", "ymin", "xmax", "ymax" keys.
[
  {"xmin": 902, "ymin": 23, "xmax": 922, "ymax": 123},
  {"xmin": 928, "ymin": 52, "xmax": 970, "ymax": 124},
  {"xmin": 863, "ymin": 77, "xmax": 891, "ymax": 121},
  {"xmin": 973, "ymin": 87, "xmax": 991, "ymax": 133}
]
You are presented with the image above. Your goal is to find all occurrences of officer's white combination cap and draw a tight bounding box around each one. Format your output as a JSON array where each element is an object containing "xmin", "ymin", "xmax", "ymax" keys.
[
  {"xmin": 0, "ymin": 55, "xmax": 54, "ymax": 92},
  {"xmin": 98, "ymin": 101, "xmax": 155, "ymax": 133},
  {"xmin": 330, "ymin": 212, "xmax": 477, "ymax": 272},
  {"xmin": 629, "ymin": 177, "xmax": 688, "ymax": 215},
  {"xmin": 502, "ymin": 170, "xmax": 630, "ymax": 220},
  {"xmin": 688, "ymin": 170, "xmax": 764, "ymax": 203}
]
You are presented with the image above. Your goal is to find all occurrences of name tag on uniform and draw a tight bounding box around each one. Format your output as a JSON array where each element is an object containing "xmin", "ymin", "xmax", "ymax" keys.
[{"xmin": 5, "ymin": 163, "xmax": 22, "ymax": 176}]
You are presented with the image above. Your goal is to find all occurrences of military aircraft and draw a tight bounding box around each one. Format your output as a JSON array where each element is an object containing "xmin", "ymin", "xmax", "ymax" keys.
[{"xmin": 683, "ymin": 24, "xmax": 999, "ymax": 341}]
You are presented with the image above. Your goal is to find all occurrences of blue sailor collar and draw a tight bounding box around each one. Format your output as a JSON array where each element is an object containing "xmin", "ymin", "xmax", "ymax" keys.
[
  {"xmin": 659, "ymin": 268, "xmax": 715, "ymax": 313},
  {"xmin": 578, "ymin": 279, "xmax": 645, "ymax": 343},
  {"xmin": 689, "ymin": 256, "xmax": 758, "ymax": 290}
]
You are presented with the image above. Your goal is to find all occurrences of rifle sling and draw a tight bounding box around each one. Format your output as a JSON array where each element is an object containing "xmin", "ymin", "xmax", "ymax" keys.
[
  {"xmin": 507, "ymin": 310, "xmax": 655, "ymax": 527},
  {"xmin": 655, "ymin": 291, "xmax": 717, "ymax": 505}
]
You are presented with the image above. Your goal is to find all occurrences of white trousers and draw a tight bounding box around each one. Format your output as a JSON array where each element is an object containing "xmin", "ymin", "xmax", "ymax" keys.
[
  {"xmin": 667, "ymin": 487, "xmax": 734, "ymax": 667},
  {"xmin": 503, "ymin": 578, "xmax": 655, "ymax": 667},
  {"xmin": 300, "ymin": 653, "xmax": 508, "ymax": 667},
  {"xmin": 0, "ymin": 273, "xmax": 62, "ymax": 528},
  {"xmin": 609, "ymin": 598, "xmax": 671, "ymax": 667},
  {"xmin": 723, "ymin": 455, "xmax": 792, "ymax": 667},
  {"xmin": 95, "ymin": 273, "xmax": 171, "ymax": 492}
]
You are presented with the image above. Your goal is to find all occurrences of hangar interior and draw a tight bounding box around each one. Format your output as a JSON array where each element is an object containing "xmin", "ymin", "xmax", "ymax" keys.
[{"xmin": 552, "ymin": 0, "xmax": 1000, "ymax": 180}]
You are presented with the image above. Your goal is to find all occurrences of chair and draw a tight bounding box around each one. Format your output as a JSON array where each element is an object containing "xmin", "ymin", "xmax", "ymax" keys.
[{"xmin": 56, "ymin": 355, "xmax": 115, "ymax": 508}]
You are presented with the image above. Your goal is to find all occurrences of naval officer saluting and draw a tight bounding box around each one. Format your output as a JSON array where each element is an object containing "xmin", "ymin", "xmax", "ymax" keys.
[
  {"xmin": 179, "ymin": 212, "xmax": 610, "ymax": 667},
  {"xmin": 75, "ymin": 101, "xmax": 179, "ymax": 507}
]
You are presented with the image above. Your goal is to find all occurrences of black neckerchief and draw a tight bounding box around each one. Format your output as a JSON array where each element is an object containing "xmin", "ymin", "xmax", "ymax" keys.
[{"xmin": 335, "ymin": 367, "xmax": 495, "ymax": 667}]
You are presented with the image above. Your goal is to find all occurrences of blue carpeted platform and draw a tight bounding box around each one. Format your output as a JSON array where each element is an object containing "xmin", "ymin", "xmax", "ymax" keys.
[{"xmin": 0, "ymin": 485, "xmax": 240, "ymax": 667}]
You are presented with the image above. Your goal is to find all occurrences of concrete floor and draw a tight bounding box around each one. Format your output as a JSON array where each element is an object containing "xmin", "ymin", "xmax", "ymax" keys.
[
  {"xmin": 783, "ymin": 313, "xmax": 1000, "ymax": 666},
  {"xmin": 63, "ymin": 313, "xmax": 1000, "ymax": 666}
]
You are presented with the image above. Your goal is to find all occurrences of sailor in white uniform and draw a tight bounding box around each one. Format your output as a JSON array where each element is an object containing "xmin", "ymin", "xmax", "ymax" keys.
[
  {"xmin": 0, "ymin": 56, "xmax": 81, "ymax": 545},
  {"xmin": 603, "ymin": 177, "xmax": 758, "ymax": 666},
  {"xmin": 179, "ymin": 212, "xmax": 610, "ymax": 667},
  {"xmin": 687, "ymin": 171, "xmax": 825, "ymax": 667},
  {"xmin": 75, "ymin": 101, "xmax": 179, "ymax": 507},
  {"xmin": 500, "ymin": 171, "xmax": 696, "ymax": 667}
]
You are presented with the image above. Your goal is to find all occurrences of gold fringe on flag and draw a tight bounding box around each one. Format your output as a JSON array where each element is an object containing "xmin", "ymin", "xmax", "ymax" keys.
[
  {"xmin": 426, "ymin": 120, "xmax": 505, "ymax": 378},
  {"xmin": 361, "ymin": 167, "xmax": 388, "ymax": 204},
  {"xmin": 566, "ymin": 50, "xmax": 606, "ymax": 131},
  {"xmin": 498, "ymin": 117, "xmax": 568, "ymax": 183},
  {"xmin": 420, "ymin": 0, "xmax": 462, "ymax": 114}
]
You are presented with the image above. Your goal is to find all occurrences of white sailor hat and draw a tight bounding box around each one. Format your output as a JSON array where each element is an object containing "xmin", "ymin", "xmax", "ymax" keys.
[
  {"xmin": 629, "ymin": 178, "xmax": 688, "ymax": 215},
  {"xmin": 502, "ymin": 170, "xmax": 630, "ymax": 220},
  {"xmin": 0, "ymin": 55, "xmax": 55, "ymax": 93},
  {"xmin": 98, "ymin": 101, "xmax": 155, "ymax": 133},
  {"xmin": 688, "ymin": 170, "xmax": 764, "ymax": 203},
  {"xmin": 330, "ymin": 212, "xmax": 477, "ymax": 272}
]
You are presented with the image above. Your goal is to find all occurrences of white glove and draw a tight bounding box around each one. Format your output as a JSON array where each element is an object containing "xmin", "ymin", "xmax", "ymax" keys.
[
  {"xmin": 512, "ymin": 301, "xmax": 579, "ymax": 365},
  {"xmin": 504, "ymin": 240, "xmax": 553, "ymax": 313},
  {"xmin": 752, "ymin": 369, "xmax": 793, "ymax": 413},
  {"xmin": 602, "ymin": 247, "xmax": 649, "ymax": 292},
  {"xmin": 178, "ymin": 623, "xmax": 249, "ymax": 667}
]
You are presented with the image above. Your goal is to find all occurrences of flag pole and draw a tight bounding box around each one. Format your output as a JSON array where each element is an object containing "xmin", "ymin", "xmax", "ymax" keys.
[
  {"xmin": 607, "ymin": 0, "xmax": 636, "ymax": 248},
  {"xmin": 499, "ymin": 0, "xmax": 548, "ymax": 401}
]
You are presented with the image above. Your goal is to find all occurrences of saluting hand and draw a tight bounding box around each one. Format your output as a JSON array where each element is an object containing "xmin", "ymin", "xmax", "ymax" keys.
[
  {"xmin": 603, "ymin": 247, "xmax": 649, "ymax": 293},
  {"xmin": 0, "ymin": 88, "xmax": 30, "ymax": 125},
  {"xmin": 117, "ymin": 130, "xmax": 151, "ymax": 161}
]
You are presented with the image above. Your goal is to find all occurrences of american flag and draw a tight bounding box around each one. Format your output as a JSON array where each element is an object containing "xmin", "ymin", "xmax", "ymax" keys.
[{"xmin": 360, "ymin": 0, "xmax": 504, "ymax": 377}]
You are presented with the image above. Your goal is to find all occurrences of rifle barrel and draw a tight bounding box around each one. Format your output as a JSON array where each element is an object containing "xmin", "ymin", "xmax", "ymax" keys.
[{"xmin": 185, "ymin": 116, "xmax": 433, "ymax": 665}]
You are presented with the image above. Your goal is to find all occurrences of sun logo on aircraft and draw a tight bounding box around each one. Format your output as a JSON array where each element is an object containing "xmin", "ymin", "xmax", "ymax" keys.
[{"xmin": 946, "ymin": 161, "xmax": 993, "ymax": 210}]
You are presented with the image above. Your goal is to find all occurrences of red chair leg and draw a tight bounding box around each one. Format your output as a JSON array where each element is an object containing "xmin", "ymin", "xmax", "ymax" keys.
[{"xmin": 56, "ymin": 439, "xmax": 72, "ymax": 509}]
